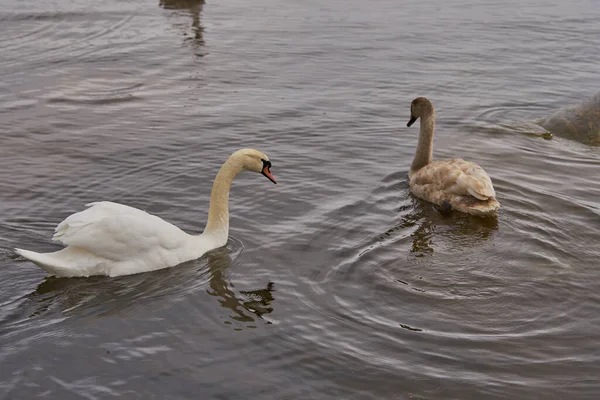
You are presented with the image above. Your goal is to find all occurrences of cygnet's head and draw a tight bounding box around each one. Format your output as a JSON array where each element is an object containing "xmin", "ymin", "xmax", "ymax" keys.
[
  {"xmin": 232, "ymin": 148, "xmax": 277, "ymax": 184},
  {"xmin": 407, "ymin": 97, "xmax": 434, "ymax": 127}
]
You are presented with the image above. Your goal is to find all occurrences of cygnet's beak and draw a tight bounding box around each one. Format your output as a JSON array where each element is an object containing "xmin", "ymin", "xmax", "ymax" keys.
[
  {"xmin": 261, "ymin": 160, "xmax": 277, "ymax": 184},
  {"xmin": 407, "ymin": 115, "xmax": 417, "ymax": 127}
]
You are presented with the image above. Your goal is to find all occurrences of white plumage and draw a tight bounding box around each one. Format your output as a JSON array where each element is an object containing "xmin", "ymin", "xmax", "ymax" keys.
[{"xmin": 15, "ymin": 148, "xmax": 277, "ymax": 277}]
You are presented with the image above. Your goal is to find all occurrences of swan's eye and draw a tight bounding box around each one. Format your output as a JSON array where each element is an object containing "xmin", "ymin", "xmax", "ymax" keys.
[
  {"xmin": 261, "ymin": 159, "xmax": 271, "ymax": 170},
  {"xmin": 260, "ymin": 159, "xmax": 276, "ymax": 184}
]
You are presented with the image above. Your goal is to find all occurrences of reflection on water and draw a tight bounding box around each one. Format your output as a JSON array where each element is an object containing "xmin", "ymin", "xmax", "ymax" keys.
[
  {"xmin": 2, "ymin": 0, "xmax": 600, "ymax": 398},
  {"xmin": 349, "ymin": 176, "xmax": 498, "ymax": 259},
  {"xmin": 205, "ymin": 249, "xmax": 276, "ymax": 327},
  {"xmin": 24, "ymin": 259, "xmax": 211, "ymax": 319},
  {"xmin": 159, "ymin": 0, "xmax": 205, "ymax": 10},
  {"xmin": 390, "ymin": 198, "xmax": 499, "ymax": 257},
  {"xmin": 159, "ymin": 0, "xmax": 205, "ymax": 47},
  {"xmin": 18, "ymin": 246, "xmax": 274, "ymax": 329}
]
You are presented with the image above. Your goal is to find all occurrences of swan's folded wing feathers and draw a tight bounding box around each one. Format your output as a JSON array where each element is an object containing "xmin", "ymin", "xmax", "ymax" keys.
[
  {"xmin": 412, "ymin": 160, "xmax": 496, "ymax": 201},
  {"xmin": 83, "ymin": 201, "xmax": 152, "ymax": 219},
  {"xmin": 52, "ymin": 201, "xmax": 187, "ymax": 261},
  {"xmin": 53, "ymin": 201, "xmax": 144, "ymax": 241},
  {"xmin": 457, "ymin": 164, "xmax": 496, "ymax": 200},
  {"xmin": 412, "ymin": 162, "xmax": 463, "ymax": 191}
]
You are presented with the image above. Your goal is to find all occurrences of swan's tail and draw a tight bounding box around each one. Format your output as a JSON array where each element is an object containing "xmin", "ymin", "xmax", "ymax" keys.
[
  {"xmin": 451, "ymin": 197, "xmax": 500, "ymax": 217},
  {"xmin": 15, "ymin": 248, "xmax": 73, "ymax": 276}
]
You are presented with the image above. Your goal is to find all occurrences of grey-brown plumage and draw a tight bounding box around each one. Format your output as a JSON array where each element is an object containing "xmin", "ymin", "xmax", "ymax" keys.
[
  {"xmin": 537, "ymin": 92, "xmax": 600, "ymax": 145},
  {"xmin": 407, "ymin": 97, "xmax": 499, "ymax": 217}
]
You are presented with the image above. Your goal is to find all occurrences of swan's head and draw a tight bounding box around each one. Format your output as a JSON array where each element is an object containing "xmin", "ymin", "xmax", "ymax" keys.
[
  {"xmin": 232, "ymin": 148, "xmax": 277, "ymax": 184},
  {"xmin": 407, "ymin": 97, "xmax": 434, "ymax": 127}
]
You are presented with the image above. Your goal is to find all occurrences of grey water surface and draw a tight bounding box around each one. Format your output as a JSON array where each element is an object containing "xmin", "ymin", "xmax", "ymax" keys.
[{"xmin": 1, "ymin": 0, "xmax": 600, "ymax": 399}]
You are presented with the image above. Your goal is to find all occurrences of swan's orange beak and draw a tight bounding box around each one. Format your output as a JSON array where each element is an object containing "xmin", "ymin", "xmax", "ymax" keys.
[{"xmin": 261, "ymin": 160, "xmax": 277, "ymax": 184}]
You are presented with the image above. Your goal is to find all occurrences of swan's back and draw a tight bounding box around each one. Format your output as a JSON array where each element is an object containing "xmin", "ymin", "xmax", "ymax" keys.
[
  {"xmin": 16, "ymin": 201, "xmax": 197, "ymax": 277},
  {"xmin": 53, "ymin": 201, "xmax": 187, "ymax": 255},
  {"xmin": 410, "ymin": 159, "xmax": 499, "ymax": 216}
]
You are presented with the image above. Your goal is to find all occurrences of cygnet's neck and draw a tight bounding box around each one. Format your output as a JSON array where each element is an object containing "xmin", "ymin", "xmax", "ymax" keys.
[
  {"xmin": 410, "ymin": 112, "xmax": 435, "ymax": 176},
  {"xmin": 201, "ymin": 156, "xmax": 243, "ymax": 246}
]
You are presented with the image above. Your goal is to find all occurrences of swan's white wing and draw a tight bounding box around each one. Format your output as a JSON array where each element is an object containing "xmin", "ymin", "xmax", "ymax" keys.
[{"xmin": 52, "ymin": 201, "xmax": 188, "ymax": 261}]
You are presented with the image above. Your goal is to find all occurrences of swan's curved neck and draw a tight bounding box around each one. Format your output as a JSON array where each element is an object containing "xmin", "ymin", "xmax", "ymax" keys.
[
  {"xmin": 202, "ymin": 157, "xmax": 243, "ymax": 243},
  {"xmin": 410, "ymin": 112, "xmax": 435, "ymax": 175}
]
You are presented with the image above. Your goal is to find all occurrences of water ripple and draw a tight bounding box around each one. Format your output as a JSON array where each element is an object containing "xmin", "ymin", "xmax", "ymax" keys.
[{"xmin": 2, "ymin": 0, "xmax": 600, "ymax": 398}]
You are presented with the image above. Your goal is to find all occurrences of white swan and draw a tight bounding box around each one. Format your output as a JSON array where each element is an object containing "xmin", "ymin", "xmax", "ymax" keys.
[
  {"xmin": 406, "ymin": 97, "xmax": 500, "ymax": 216},
  {"xmin": 15, "ymin": 148, "xmax": 277, "ymax": 277}
]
